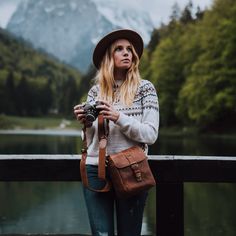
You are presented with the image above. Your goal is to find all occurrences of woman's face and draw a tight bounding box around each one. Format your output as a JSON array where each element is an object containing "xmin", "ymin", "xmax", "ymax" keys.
[{"xmin": 113, "ymin": 39, "xmax": 133, "ymax": 70}]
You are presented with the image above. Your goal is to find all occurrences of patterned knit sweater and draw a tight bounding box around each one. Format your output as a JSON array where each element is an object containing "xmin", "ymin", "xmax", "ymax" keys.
[{"xmin": 84, "ymin": 79, "xmax": 159, "ymax": 165}]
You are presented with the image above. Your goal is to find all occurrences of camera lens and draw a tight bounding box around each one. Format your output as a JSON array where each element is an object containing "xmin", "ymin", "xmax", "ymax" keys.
[{"xmin": 86, "ymin": 113, "xmax": 96, "ymax": 122}]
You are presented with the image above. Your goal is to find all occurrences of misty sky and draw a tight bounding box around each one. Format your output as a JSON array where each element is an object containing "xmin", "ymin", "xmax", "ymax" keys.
[
  {"xmin": 0, "ymin": 0, "xmax": 213, "ymax": 28},
  {"xmin": 108, "ymin": 0, "xmax": 213, "ymax": 25}
]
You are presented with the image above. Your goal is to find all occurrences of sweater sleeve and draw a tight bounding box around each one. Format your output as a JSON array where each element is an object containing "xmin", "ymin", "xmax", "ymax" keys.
[
  {"xmin": 86, "ymin": 85, "xmax": 99, "ymax": 103},
  {"xmin": 115, "ymin": 81, "xmax": 159, "ymax": 145}
]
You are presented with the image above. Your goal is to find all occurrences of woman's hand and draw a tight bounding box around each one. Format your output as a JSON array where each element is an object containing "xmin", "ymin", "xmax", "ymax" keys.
[
  {"xmin": 97, "ymin": 100, "xmax": 120, "ymax": 123},
  {"xmin": 73, "ymin": 104, "xmax": 92, "ymax": 127}
]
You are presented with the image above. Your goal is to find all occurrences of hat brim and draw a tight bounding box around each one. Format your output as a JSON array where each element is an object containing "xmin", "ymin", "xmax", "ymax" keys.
[{"xmin": 93, "ymin": 29, "xmax": 144, "ymax": 69}]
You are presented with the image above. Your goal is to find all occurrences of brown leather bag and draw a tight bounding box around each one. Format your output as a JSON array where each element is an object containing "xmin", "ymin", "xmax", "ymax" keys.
[
  {"xmin": 80, "ymin": 114, "xmax": 156, "ymax": 198},
  {"xmin": 107, "ymin": 145, "xmax": 156, "ymax": 198}
]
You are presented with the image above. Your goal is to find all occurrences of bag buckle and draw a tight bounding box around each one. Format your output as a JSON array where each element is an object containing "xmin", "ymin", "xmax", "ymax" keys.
[{"xmin": 131, "ymin": 163, "xmax": 142, "ymax": 182}]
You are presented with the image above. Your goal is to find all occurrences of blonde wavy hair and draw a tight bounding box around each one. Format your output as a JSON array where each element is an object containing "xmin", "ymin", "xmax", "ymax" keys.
[{"xmin": 95, "ymin": 40, "xmax": 141, "ymax": 106}]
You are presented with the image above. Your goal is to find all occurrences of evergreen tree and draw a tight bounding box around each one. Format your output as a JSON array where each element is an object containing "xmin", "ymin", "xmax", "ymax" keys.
[
  {"xmin": 5, "ymin": 71, "xmax": 16, "ymax": 114},
  {"xmin": 16, "ymin": 77, "xmax": 30, "ymax": 116},
  {"xmin": 195, "ymin": 6, "xmax": 204, "ymax": 20},
  {"xmin": 147, "ymin": 29, "xmax": 161, "ymax": 54},
  {"xmin": 180, "ymin": 0, "xmax": 193, "ymax": 24},
  {"xmin": 40, "ymin": 81, "xmax": 53, "ymax": 114},
  {"xmin": 170, "ymin": 2, "xmax": 181, "ymax": 22}
]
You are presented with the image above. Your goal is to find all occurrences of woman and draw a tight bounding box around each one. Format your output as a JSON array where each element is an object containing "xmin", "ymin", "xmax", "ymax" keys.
[{"xmin": 74, "ymin": 29, "xmax": 159, "ymax": 236}]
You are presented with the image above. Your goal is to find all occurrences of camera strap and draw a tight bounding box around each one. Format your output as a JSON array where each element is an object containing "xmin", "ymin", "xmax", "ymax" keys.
[
  {"xmin": 98, "ymin": 114, "xmax": 109, "ymax": 180},
  {"xmin": 80, "ymin": 114, "xmax": 111, "ymax": 192}
]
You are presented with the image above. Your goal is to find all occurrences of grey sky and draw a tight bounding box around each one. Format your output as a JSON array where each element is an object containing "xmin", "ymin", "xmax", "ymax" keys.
[
  {"xmin": 0, "ymin": 0, "xmax": 213, "ymax": 28},
  {"xmin": 114, "ymin": 0, "xmax": 213, "ymax": 25}
]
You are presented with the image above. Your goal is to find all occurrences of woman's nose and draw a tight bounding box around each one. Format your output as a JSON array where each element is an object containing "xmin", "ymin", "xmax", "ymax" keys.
[{"xmin": 123, "ymin": 50, "xmax": 129, "ymax": 56}]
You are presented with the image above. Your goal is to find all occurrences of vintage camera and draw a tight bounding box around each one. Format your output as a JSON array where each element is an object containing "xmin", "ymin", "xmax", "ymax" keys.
[{"xmin": 82, "ymin": 101, "xmax": 102, "ymax": 122}]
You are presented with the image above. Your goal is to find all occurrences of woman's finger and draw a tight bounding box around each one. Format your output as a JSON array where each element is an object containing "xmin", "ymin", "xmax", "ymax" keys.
[
  {"xmin": 74, "ymin": 104, "xmax": 83, "ymax": 110},
  {"xmin": 74, "ymin": 109, "xmax": 85, "ymax": 115},
  {"xmin": 98, "ymin": 100, "xmax": 110, "ymax": 107}
]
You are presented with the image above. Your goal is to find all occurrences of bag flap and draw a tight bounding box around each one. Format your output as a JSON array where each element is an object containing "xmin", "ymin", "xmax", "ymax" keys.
[{"xmin": 109, "ymin": 146, "xmax": 146, "ymax": 169}]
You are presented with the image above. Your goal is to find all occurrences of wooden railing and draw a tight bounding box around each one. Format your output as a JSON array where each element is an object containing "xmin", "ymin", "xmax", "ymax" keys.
[{"xmin": 0, "ymin": 155, "xmax": 236, "ymax": 236}]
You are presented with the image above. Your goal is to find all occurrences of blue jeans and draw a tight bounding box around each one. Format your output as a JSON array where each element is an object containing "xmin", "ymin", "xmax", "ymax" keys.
[{"xmin": 83, "ymin": 165, "xmax": 148, "ymax": 236}]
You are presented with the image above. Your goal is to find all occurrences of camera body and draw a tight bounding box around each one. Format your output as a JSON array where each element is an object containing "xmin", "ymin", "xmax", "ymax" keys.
[{"xmin": 82, "ymin": 101, "xmax": 102, "ymax": 122}]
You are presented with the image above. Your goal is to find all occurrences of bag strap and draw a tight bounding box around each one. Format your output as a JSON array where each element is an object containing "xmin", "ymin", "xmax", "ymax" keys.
[
  {"xmin": 80, "ymin": 114, "xmax": 111, "ymax": 192},
  {"xmin": 98, "ymin": 114, "xmax": 108, "ymax": 180}
]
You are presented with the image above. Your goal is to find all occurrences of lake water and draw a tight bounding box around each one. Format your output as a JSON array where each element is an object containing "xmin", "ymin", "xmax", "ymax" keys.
[{"xmin": 0, "ymin": 131, "xmax": 236, "ymax": 235}]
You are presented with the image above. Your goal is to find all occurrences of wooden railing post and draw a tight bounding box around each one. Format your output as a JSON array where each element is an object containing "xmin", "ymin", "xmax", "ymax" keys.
[{"xmin": 156, "ymin": 182, "xmax": 184, "ymax": 236}]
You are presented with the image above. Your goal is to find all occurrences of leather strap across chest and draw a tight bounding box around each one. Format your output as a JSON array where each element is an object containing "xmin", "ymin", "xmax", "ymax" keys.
[{"xmin": 80, "ymin": 114, "xmax": 111, "ymax": 192}]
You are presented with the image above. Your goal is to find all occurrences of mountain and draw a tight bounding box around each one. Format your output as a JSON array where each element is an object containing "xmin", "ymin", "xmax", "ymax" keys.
[{"xmin": 6, "ymin": 0, "xmax": 154, "ymax": 73}]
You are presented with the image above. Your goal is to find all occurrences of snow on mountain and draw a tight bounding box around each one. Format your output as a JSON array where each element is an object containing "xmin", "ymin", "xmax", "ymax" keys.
[
  {"xmin": 92, "ymin": 0, "xmax": 154, "ymax": 44},
  {"xmin": 7, "ymin": 0, "xmax": 155, "ymax": 73}
]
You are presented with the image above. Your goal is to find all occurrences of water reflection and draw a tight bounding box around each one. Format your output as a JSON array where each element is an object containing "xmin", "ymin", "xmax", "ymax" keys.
[
  {"xmin": 0, "ymin": 134, "xmax": 82, "ymax": 154},
  {"xmin": 0, "ymin": 182, "xmax": 90, "ymax": 234},
  {"xmin": 151, "ymin": 135, "xmax": 236, "ymax": 156},
  {"xmin": 1, "ymin": 133, "xmax": 236, "ymax": 156},
  {"xmin": 185, "ymin": 183, "xmax": 236, "ymax": 236}
]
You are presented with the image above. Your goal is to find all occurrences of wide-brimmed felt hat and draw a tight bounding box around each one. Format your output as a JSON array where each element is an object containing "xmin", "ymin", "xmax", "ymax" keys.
[{"xmin": 93, "ymin": 29, "xmax": 144, "ymax": 69}]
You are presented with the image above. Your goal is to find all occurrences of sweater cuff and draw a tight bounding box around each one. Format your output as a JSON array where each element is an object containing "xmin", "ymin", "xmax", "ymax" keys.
[{"xmin": 115, "ymin": 112, "xmax": 128, "ymax": 127}]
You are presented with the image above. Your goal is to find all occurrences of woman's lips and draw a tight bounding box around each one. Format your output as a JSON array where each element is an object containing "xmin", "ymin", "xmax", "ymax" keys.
[{"xmin": 121, "ymin": 59, "xmax": 130, "ymax": 63}]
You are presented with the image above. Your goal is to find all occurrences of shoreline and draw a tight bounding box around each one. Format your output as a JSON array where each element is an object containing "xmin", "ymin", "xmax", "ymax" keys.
[
  {"xmin": 0, "ymin": 129, "xmax": 81, "ymax": 136},
  {"xmin": 0, "ymin": 128, "xmax": 235, "ymax": 139}
]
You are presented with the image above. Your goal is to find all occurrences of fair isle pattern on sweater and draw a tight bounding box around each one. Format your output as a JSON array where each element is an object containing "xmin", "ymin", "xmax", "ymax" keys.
[{"xmin": 87, "ymin": 79, "xmax": 159, "ymax": 116}]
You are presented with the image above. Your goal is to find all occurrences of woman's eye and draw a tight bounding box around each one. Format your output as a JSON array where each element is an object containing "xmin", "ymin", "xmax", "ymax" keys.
[
  {"xmin": 127, "ymin": 47, "xmax": 132, "ymax": 52},
  {"xmin": 115, "ymin": 46, "xmax": 122, "ymax": 51}
]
